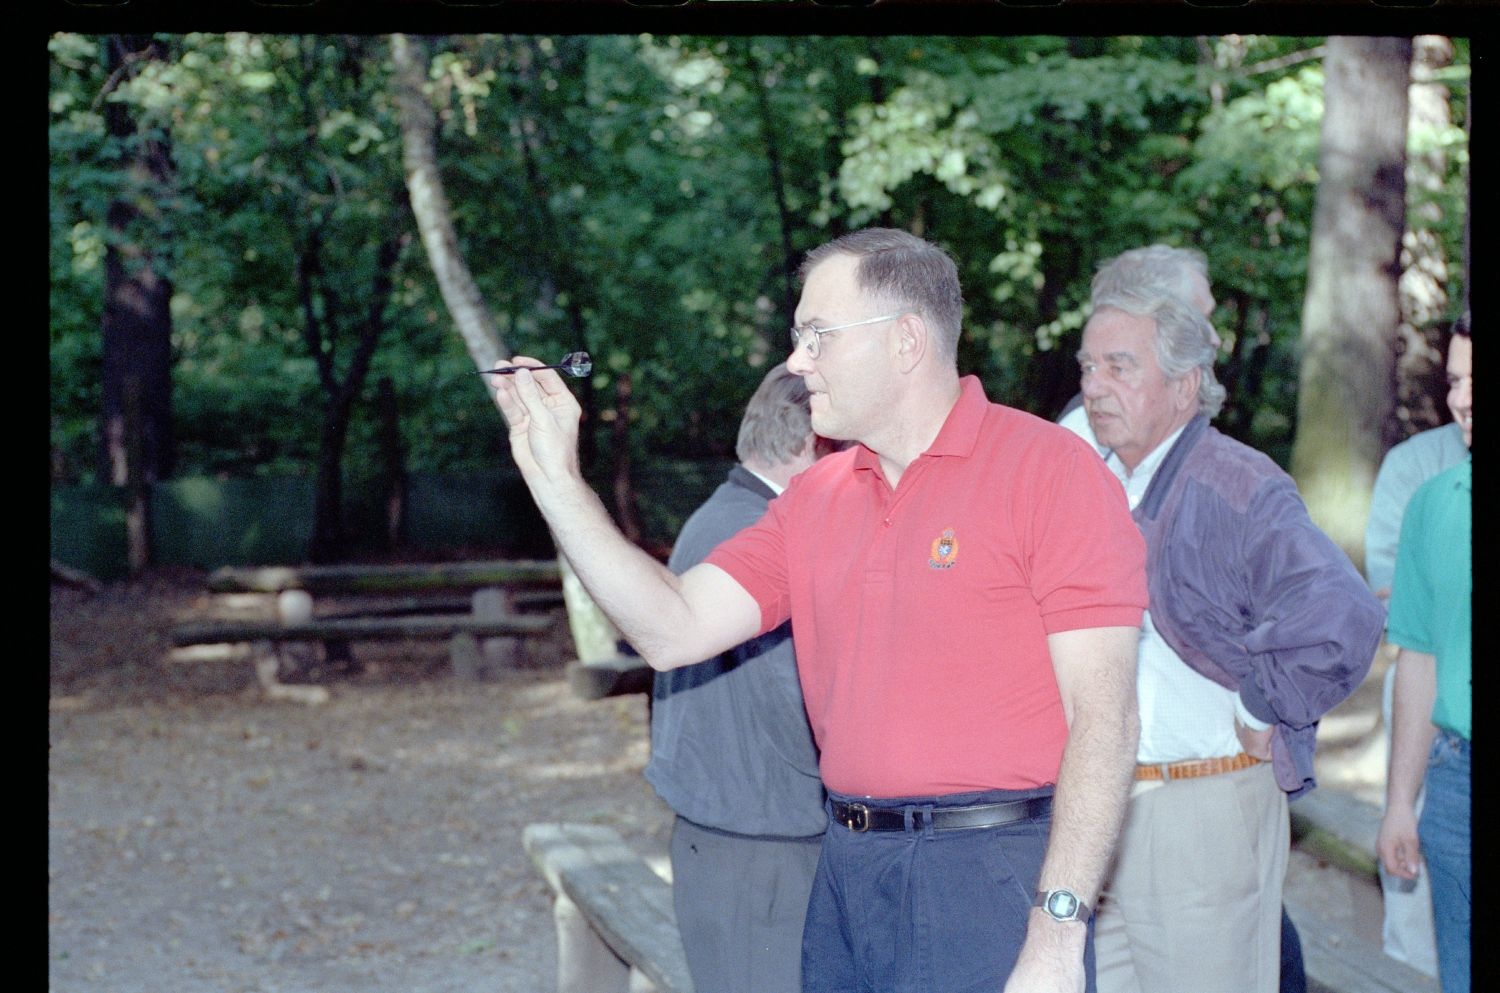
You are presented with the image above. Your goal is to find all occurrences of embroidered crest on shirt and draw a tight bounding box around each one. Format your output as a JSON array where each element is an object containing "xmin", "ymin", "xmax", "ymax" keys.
[{"xmin": 929, "ymin": 528, "xmax": 959, "ymax": 569}]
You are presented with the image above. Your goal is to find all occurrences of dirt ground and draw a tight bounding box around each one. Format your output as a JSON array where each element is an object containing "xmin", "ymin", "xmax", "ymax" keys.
[
  {"xmin": 50, "ymin": 566, "xmax": 1399, "ymax": 993},
  {"xmin": 49, "ymin": 567, "xmax": 676, "ymax": 993}
]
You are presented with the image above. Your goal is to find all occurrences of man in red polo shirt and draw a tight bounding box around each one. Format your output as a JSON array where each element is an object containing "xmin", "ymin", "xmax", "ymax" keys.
[{"xmin": 491, "ymin": 228, "xmax": 1147, "ymax": 993}]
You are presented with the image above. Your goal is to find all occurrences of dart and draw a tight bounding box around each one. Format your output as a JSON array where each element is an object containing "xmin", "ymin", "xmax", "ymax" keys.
[{"xmin": 476, "ymin": 352, "xmax": 592, "ymax": 378}]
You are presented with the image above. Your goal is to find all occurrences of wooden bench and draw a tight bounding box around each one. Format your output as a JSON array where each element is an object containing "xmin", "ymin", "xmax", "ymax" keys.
[
  {"xmin": 524, "ymin": 822, "xmax": 693, "ymax": 993},
  {"xmin": 1288, "ymin": 791, "xmax": 1441, "ymax": 993},
  {"xmin": 311, "ymin": 590, "xmax": 565, "ymax": 618}
]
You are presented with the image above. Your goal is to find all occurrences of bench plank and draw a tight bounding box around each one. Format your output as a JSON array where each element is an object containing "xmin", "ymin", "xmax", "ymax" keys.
[
  {"xmin": 1288, "ymin": 900, "xmax": 1440, "ymax": 993},
  {"xmin": 171, "ymin": 614, "xmax": 553, "ymax": 646},
  {"xmin": 206, "ymin": 559, "xmax": 563, "ymax": 594},
  {"xmin": 524, "ymin": 823, "xmax": 693, "ymax": 993},
  {"xmin": 318, "ymin": 589, "xmax": 566, "ymax": 619},
  {"xmin": 1287, "ymin": 793, "xmax": 1440, "ymax": 993}
]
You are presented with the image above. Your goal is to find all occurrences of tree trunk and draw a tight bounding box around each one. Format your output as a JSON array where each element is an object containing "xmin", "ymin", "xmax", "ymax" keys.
[
  {"xmin": 1025, "ymin": 245, "xmax": 1081, "ymax": 420},
  {"xmin": 389, "ymin": 33, "xmax": 505, "ymax": 376},
  {"xmin": 377, "ymin": 376, "xmax": 407, "ymax": 551},
  {"xmin": 1390, "ymin": 35, "xmax": 1458, "ymax": 446},
  {"xmin": 99, "ymin": 35, "xmax": 176, "ymax": 574},
  {"xmin": 1291, "ymin": 37, "xmax": 1412, "ymax": 571},
  {"xmin": 101, "ymin": 201, "xmax": 174, "ymax": 487},
  {"xmin": 310, "ymin": 400, "xmax": 354, "ymax": 564},
  {"xmin": 299, "ymin": 229, "xmax": 404, "ymax": 563},
  {"xmin": 121, "ymin": 381, "xmax": 152, "ymax": 574},
  {"xmin": 739, "ymin": 41, "xmax": 798, "ymax": 336},
  {"xmin": 611, "ymin": 372, "xmax": 642, "ymax": 545},
  {"xmin": 1461, "ymin": 69, "xmax": 1471, "ymax": 301}
]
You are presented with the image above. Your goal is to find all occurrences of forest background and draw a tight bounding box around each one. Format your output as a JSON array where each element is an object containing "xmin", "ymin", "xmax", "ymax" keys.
[{"xmin": 48, "ymin": 32, "xmax": 1471, "ymax": 576}]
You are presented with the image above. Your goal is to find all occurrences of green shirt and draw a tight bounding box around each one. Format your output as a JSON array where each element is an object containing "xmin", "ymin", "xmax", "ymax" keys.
[{"xmin": 1387, "ymin": 457, "xmax": 1471, "ymax": 739}]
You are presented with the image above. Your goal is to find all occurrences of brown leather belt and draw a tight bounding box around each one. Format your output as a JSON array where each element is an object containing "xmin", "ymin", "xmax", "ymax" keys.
[{"xmin": 1135, "ymin": 752, "xmax": 1263, "ymax": 782}]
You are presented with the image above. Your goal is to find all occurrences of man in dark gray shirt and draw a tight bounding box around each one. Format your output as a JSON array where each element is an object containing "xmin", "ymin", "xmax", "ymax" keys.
[{"xmin": 645, "ymin": 363, "xmax": 828, "ymax": 993}]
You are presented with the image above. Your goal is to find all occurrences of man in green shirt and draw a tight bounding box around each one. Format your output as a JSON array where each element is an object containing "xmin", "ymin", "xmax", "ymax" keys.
[{"xmin": 1376, "ymin": 313, "xmax": 1471, "ymax": 993}]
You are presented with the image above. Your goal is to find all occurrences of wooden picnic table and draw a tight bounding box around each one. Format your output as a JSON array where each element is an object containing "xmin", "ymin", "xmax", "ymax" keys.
[{"xmin": 177, "ymin": 558, "xmax": 568, "ymax": 693}]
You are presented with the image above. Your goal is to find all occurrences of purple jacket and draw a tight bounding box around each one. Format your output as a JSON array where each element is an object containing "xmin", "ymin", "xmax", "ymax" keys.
[{"xmin": 1135, "ymin": 416, "xmax": 1384, "ymax": 797}]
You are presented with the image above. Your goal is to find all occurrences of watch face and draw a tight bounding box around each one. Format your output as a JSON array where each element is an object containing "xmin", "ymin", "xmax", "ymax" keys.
[{"xmin": 1046, "ymin": 890, "xmax": 1079, "ymax": 920}]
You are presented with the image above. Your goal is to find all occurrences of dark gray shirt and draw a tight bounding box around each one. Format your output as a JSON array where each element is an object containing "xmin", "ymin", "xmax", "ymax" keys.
[{"xmin": 644, "ymin": 465, "xmax": 826, "ymax": 837}]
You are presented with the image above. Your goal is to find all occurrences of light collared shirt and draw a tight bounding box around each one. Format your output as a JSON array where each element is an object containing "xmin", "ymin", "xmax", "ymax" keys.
[
  {"xmin": 1107, "ymin": 425, "xmax": 1254, "ymax": 763},
  {"xmin": 744, "ymin": 467, "xmax": 785, "ymax": 496}
]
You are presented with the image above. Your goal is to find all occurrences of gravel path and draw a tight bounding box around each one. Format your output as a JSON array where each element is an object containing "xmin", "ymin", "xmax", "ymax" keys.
[
  {"xmin": 49, "ymin": 566, "xmax": 1400, "ymax": 993},
  {"xmin": 49, "ymin": 570, "xmax": 674, "ymax": 993}
]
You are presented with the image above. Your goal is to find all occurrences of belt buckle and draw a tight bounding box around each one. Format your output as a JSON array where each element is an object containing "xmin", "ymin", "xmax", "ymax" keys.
[{"xmin": 840, "ymin": 802, "xmax": 870, "ymax": 832}]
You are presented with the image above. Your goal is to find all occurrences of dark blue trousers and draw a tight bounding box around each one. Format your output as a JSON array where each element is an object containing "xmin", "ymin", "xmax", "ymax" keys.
[{"xmin": 801, "ymin": 787, "xmax": 1092, "ymax": 993}]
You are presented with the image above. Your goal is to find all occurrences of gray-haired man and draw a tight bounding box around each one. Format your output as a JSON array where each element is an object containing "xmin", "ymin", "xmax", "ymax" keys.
[
  {"xmin": 1076, "ymin": 290, "xmax": 1383, "ymax": 993},
  {"xmin": 1061, "ymin": 244, "xmax": 1312, "ymax": 993},
  {"xmin": 1060, "ymin": 245, "xmax": 1216, "ymax": 455}
]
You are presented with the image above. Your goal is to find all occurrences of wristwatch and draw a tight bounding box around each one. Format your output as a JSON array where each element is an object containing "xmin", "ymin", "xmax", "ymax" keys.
[{"xmin": 1033, "ymin": 888, "xmax": 1092, "ymax": 923}]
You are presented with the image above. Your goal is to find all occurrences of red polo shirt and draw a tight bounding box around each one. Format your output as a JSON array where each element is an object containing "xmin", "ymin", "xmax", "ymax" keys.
[{"xmin": 705, "ymin": 376, "xmax": 1147, "ymax": 797}]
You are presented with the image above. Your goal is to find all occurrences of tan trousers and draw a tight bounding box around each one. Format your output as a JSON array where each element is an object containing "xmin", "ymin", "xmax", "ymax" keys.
[{"xmin": 1095, "ymin": 761, "xmax": 1288, "ymax": 993}]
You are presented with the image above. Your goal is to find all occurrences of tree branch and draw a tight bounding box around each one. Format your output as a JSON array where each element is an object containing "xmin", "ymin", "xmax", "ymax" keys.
[
  {"xmin": 297, "ymin": 226, "xmax": 339, "ymax": 395},
  {"xmin": 1242, "ymin": 46, "xmax": 1327, "ymax": 78}
]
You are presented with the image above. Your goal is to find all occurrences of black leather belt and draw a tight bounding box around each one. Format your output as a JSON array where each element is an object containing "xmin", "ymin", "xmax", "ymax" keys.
[{"xmin": 831, "ymin": 796, "xmax": 1052, "ymax": 833}]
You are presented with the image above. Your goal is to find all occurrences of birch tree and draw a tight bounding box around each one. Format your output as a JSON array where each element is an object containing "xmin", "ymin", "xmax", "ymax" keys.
[{"xmin": 390, "ymin": 33, "xmax": 505, "ymax": 377}]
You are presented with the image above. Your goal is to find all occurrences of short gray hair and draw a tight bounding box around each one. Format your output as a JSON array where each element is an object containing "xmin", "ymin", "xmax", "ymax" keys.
[
  {"xmin": 736, "ymin": 363, "xmax": 813, "ymax": 466},
  {"xmin": 1091, "ymin": 245, "xmax": 1210, "ymax": 311},
  {"xmin": 798, "ymin": 228, "xmax": 964, "ymax": 360},
  {"xmin": 1093, "ymin": 290, "xmax": 1227, "ymax": 418}
]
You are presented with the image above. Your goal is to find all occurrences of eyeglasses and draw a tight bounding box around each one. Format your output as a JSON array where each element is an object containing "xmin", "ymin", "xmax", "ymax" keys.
[{"xmin": 789, "ymin": 313, "xmax": 902, "ymax": 359}]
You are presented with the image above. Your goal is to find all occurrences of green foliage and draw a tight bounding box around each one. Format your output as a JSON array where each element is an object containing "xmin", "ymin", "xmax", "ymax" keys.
[{"xmin": 50, "ymin": 33, "xmax": 1471, "ymax": 491}]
